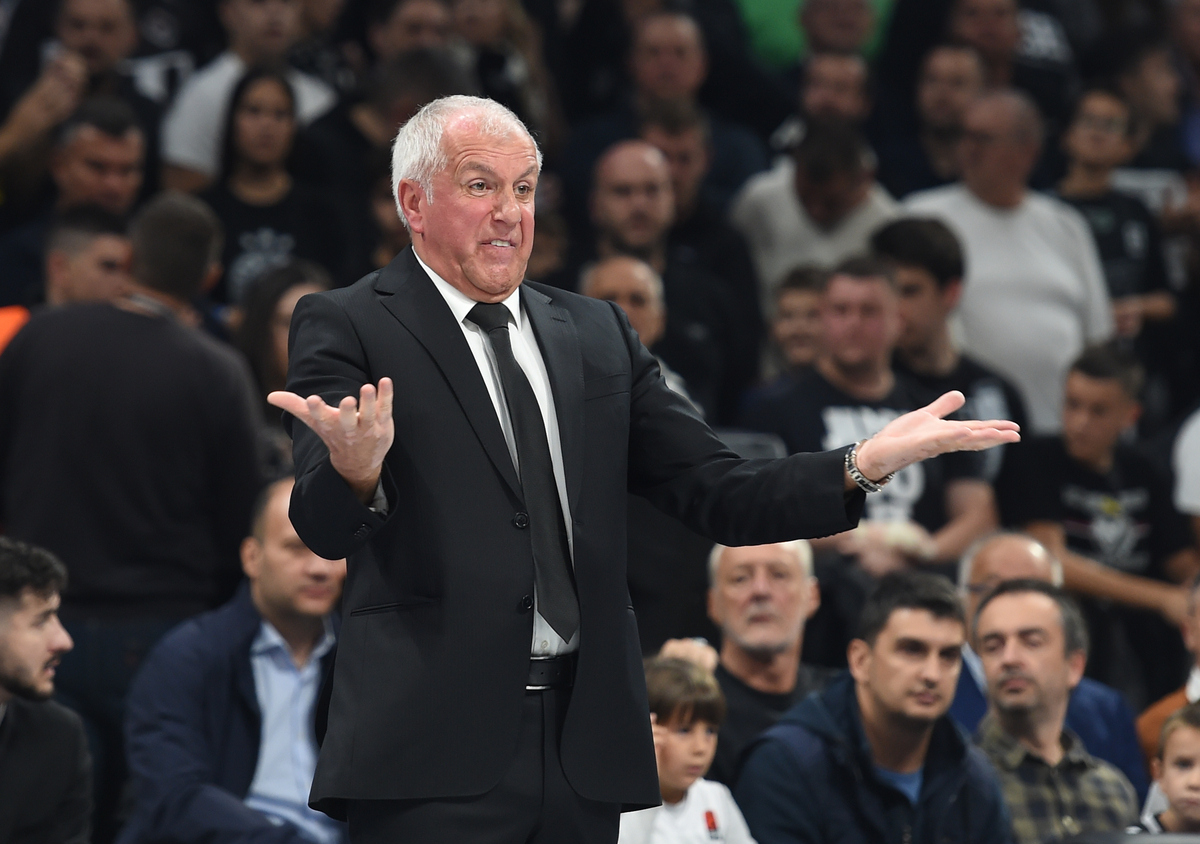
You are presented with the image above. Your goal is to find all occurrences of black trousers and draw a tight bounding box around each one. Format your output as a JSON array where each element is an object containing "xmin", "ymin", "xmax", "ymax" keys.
[{"xmin": 346, "ymin": 686, "xmax": 622, "ymax": 844}]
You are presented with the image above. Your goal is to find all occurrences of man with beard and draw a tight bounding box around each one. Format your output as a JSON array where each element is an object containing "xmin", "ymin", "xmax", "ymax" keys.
[
  {"xmin": 974, "ymin": 579, "xmax": 1137, "ymax": 843},
  {"xmin": 735, "ymin": 571, "xmax": 1009, "ymax": 844},
  {"xmin": 0, "ymin": 537, "xmax": 90, "ymax": 844}
]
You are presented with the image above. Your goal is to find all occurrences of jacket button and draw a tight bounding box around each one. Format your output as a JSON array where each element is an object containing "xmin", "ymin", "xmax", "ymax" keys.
[
  {"xmin": 519, "ymin": 595, "xmax": 534, "ymax": 611},
  {"xmin": 513, "ymin": 512, "xmax": 529, "ymax": 529}
]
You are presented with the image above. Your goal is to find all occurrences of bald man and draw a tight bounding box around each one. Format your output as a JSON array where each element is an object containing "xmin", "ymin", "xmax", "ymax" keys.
[
  {"xmin": 954, "ymin": 533, "xmax": 1148, "ymax": 800},
  {"xmin": 589, "ymin": 141, "xmax": 753, "ymax": 422},
  {"xmin": 906, "ymin": 91, "xmax": 1112, "ymax": 435}
]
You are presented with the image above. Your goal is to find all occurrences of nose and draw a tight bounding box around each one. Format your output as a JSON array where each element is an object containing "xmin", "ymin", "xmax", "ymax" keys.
[
  {"xmin": 493, "ymin": 186, "xmax": 521, "ymax": 226},
  {"xmin": 52, "ymin": 617, "xmax": 73, "ymax": 654}
]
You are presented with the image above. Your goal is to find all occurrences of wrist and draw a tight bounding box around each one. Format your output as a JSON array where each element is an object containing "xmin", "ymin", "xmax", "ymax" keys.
[{"xmin": 846, "ymin": 439, "xmax": 895, "ymax": 494}]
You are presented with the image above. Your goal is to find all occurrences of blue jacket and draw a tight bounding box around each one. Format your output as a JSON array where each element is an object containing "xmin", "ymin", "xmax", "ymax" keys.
[
  {"xmin": 118, "ymin": 585, "xmax": 337, "ymax": 844},
  {"xmin": 735, "ymin": 672, "xmax": 1012, "ymax": 844},
  {"xmin": 949, "ymin": 664, "xmax": 1149, "ymax": 802}
]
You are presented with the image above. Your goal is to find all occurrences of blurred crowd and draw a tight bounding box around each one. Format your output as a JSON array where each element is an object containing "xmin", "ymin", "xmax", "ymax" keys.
[{"xmin": 2, "ymin": 0, "xmax": 1200, "ymax": 841}]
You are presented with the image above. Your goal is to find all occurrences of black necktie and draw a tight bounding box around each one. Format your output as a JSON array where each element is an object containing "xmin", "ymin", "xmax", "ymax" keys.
[{"xmin": 467, "ymin": 301, "xmax": 580, "ymax": 642}]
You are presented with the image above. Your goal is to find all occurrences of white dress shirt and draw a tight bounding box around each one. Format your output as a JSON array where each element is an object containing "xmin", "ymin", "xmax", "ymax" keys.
[{"xmin": 416, "ymin": 253, "xmax": 578, "ymax": 656}]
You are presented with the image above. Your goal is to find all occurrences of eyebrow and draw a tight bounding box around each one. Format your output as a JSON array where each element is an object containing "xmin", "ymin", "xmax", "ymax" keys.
[{"xmin": 460, "ymin": 161, "xmax": 538, "ymax": 181}]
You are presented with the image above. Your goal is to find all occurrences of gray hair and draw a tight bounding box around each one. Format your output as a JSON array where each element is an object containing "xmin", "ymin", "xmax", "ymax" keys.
[
  {"xmin": 708, "ymin": 540, "xmax": 813, "ymax": 587},
  {"xmin": 957, "ymin": 531, "xmax": 1063, "ymax": 592},
  {"xmin": 390, "ymin": 95, "xmax": 543, "ymax": 228},
  {"xmin": 578, "ymin": 256, "xmax": 666, "ymax": 306}
]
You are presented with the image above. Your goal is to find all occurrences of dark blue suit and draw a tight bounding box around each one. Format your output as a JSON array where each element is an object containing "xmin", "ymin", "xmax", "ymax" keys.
[
  {"xmin": 118, "ymin": 586, "xmax": 338, "ymax": 844},
  {"xmin": 949, "ymin": 663, "xmax": 1149, "ymax": 802}
]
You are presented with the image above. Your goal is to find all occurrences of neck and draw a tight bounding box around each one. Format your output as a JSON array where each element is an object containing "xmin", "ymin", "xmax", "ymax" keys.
[
  {"xmin": 254, "ymin": 595, "xmax": 326, "ymax": 668},
  {"xmin": 231, "ymin": 44, "xmax": 281, "ymax": 67},
  {"xmin": 983, "ymin": 58, "xmax": 1012, "ymax": 89},
  {"xmin": 230, "ymin": 166, "xmax": 291, "ymax": 205},
  {"xmin": 720, "ymin": 641, "xmax": 801, "ymax": 695},
  {"xmin": 856, "ymin": 685, "xmax": 933, "ymax": 773},
  {"xmin": 995, "ymin": 705, "xmax": 1067, "ymax": 766},
  {"xmin": 1159, "ymin": 808, "xmax": 1200, "ymax": 834},
  {"xmin": 119, "ymin": 284, "xmax": 194, "ymax": 321},
  {"xmin": 661, "ymin": 784, "xmax": 687, "ymax": 804},
  {"xmin": 1058, "ymin": 162, "xmax": 1112, "ymax": 198},
  {"xmin": 816, "ymin": 355, "xmax": 894, "ymax": 400},
  {"xmin": 919, "ymin": 128, "xmax": 962, "ymax": 179},
  {"xmin": 596, "ymin": 236, "xmax": 667, "ymax": 275},
  {"xmin": 968, "ymin": 182, "xmax": 1025, "ymax": 209},
  {"xmin": 1070, "ymin": 445, "xmax": 1115, "ymax": 474},
  {"xmin": 897, "ymin": 330, "xmax": 959, "ymax": 377}
]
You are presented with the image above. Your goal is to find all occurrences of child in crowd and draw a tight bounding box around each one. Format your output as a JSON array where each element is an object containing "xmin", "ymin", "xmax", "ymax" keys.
[
  {"xmin": 618, "ymin": 657, "xmax": 757, "ymax": 844},
  {"xmin": 1132, "ymin": 702, "xmax": 1200, "ymax": 833}
]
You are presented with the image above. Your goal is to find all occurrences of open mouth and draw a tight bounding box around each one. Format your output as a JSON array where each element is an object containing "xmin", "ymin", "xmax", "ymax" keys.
[{"xmin": 486, "ymin": 239, "xmax": 515, "ymax": 248}]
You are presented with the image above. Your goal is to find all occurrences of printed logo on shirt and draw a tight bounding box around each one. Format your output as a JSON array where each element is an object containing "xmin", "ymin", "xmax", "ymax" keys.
[
  {"xmin": 1061, "ymin": 485, "xmax": 1151, "ymax": 572},
  {"xmin": 228, "ymin": 228, "xmax": 296, "ymax": 303},
  {"xmin": 964, "ymin": 382, "xmax": 1011, "ymax": 481},
  {"xmin": 822, "ymin": 406, "xmax": 926, "ymax": 523}
]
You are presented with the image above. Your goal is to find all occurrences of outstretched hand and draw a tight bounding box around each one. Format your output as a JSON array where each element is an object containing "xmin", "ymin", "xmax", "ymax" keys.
[
  {"xmin": 853, "ymin": 391, "xmax": 1020, "ymax": 482},
  {"xmin": 268, "ymin": 378, "xmax": 395, "ymax": 502}
]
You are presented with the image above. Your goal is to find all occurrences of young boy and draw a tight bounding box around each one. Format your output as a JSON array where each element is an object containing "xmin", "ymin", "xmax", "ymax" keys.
[
  {"xmin": 618, "ymin": 657, "xmax": 757, "ymax": 844},
  {"xmin": 1131, "ymin": 702, "xmax": 1200, "ymax": 833}
]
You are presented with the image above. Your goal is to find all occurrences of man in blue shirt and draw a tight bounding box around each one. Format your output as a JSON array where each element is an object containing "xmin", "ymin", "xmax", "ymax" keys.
[{"xmin": 120, "ymin": 477, "xmax": 346, "ymax": 844}]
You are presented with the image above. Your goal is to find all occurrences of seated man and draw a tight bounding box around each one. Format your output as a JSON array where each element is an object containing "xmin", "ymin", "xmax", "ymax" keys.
[
  {"xmin": 0, "ymin": 538, "xmax": 90, "ymax": 844},
  {"xmin": 974, "ymin": 579, "xmax": 1138, "ymax": 843},
  {"xmin": 703, "ymin": 540, "xmax": 833, "ymax": 785},
  {"xmin": 953, "ymin": 533, "xmax": 1147, "ymax": 801},
  {"xmin": 736, "ymin": 571, "xmax": 1009, "ymax": 844},
  {"xmin": 120, "ymin": 477, "xmax": 347, "ymax": 843},
  {"xmin": 996, "ymin": 344, "xmax": 1198, "ymax": 704},
  {"xmin": 1138, "ymin": 573, "xmax": 1200, "ymax": 766}
]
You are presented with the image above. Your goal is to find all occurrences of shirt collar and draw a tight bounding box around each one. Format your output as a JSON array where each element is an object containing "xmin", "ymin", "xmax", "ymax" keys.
[
  {"xmin": 414, "ymin": 251, "xmax": 523, "ymax": 331},
  {"xmin": 1186, "ymin": 665, "xmax": 1200, "ymax": 702},
  {"xmin": 961, "ymin": 642, "xmax": 986, "ymax": 691},
  {"xmin": 251, "ymin": 618, "xmax": 337, "ymax": 664},
  {"xmin": 977, "ymin": 714, "xmax": 1093, "ymax": 772}
]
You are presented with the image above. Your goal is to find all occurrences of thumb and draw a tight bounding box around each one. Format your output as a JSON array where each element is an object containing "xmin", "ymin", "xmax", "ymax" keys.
[{"xmin": 923, "ymin": 390, "xmax": 965, "ymax": 420}]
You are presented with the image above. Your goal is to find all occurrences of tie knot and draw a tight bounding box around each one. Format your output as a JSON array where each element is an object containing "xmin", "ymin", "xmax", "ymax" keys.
[{"xmin": 467, "ymin": 302, "xmax": 512, "ymax": 333}]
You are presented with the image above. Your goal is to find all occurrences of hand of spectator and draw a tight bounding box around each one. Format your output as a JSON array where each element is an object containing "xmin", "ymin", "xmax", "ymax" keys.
[
  {"xmin": 853, "ymin": 391, "xmax": 1019, "ymax": 482},
  {"xmin": 0, "ymin": 52, "xmax": 87, "ymax": 160},
  {"xmin": 839, "ymin": 521, "xmax": 936, "ymax": 576},
  {"xmin": 659, "ymin": 638, "xmax": 719, "ymax": 673},
  {"xmin": 268, "ymin": 379, "xmax": 395, "ymax": 502},
  {"xmin": 1112, "ymin": 297, "xmax": 1144, "ymax": 339},
  {"xmin": 1160, "ymin": 585, "xmax": 1189, "ymax": 628}
]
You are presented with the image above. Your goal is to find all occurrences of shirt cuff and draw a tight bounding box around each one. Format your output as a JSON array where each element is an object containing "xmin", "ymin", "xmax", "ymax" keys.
[{"xmin": 368, "ymin": 479, "xmax": 389, "ymax": 516}]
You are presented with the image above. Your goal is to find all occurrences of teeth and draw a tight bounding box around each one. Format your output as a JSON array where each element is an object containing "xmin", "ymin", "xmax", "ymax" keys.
[{"xmin": 489, "ymin": 240, "xmax": 511, "ymax": 247}]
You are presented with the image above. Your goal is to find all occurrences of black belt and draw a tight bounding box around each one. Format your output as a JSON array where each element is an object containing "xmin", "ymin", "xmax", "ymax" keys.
[{"xmin": 527, "ymin": 653, "xmax": 576, "ymax": 690}]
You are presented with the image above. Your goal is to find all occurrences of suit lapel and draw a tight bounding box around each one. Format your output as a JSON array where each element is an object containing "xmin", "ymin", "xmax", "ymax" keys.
[
  {"xmin": 374, "ymin": 250, "xmax": 522, "ymax": 499},
  {"xmin": 523, "ymin": 285, "xmax": 584, "ymax": 519}
]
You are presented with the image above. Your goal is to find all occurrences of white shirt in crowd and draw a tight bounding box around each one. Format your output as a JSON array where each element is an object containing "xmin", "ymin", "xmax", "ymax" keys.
[
  {"xmin": 618, "ymin": 779, "xmax": 757, "ymax": 844},
  {"xmin": 1173, "ymin": 407, "xmax": 1200, "ymax": 517},
  {"xmin": 904, "ymin": 184, "xmax": 1113, "ymax": 435},
  {"xmin": 161, "ymin": 51, "xmax": 336, "ymax": 178},
  {"xmin": 729, "ymin": 158, "xmax": 899, "ymax": 307}
]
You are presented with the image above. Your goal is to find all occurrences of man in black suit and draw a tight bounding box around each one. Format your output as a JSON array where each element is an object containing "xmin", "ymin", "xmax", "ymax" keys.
[
  {"xmin": 269, "ymin": 94, "xmax": 1019, "ymax": 844},
  {"xmin": 0, "ymin": 537, "xmax": 91, "ymax": 844}
]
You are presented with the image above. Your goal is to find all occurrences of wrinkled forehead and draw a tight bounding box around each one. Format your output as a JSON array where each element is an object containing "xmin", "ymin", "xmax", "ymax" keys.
[{"xmin": 440, "ymin": 112, "xmax": 540, "ymax": 169}]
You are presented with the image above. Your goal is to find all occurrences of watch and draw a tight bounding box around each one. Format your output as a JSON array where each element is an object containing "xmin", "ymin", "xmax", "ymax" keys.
[{"xmin": 845, "ymin": 438, "xmax": 895, "ymax": 493}]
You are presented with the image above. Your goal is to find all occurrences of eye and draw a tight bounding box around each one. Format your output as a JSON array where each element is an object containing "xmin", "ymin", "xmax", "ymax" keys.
[
  {"xmin": 469, "ymin": 180, "xmax": 487, "ymax": 191},
  {"xmin": 515, "ymin": 183, "xmax": 533, "ymax": 196}
]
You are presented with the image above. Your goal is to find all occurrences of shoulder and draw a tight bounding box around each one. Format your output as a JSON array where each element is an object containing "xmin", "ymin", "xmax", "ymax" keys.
[
  {"xmin": 1026, "ymin": 192, "xmax": 1093, "ymax": 237},
  {"xmin": 902, "ymin": 183, "xmax": 964, "ymax": 213},
  {"xmin": 170, "ymin": 53, "xmax": 238, "ymax": 105},
  {"xmin": 3, "ymin": 698, "xmax": 87, "ymax": 764},
  {"xmin": 142, "ymin": 596, "xmax": 257, "ymax": 673}
]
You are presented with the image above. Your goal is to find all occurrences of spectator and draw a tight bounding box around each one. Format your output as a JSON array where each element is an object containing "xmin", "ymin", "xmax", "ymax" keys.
[
  {"xmin": 1175, "ymin": 406, "xmax": 1200, "ymax": 547},
  {"xmin": 366, "ymin": 0, "xmax": 453, "ymax": 61},
  {"xmin": 1172, "ymin": 0, "xmax": 1200, "ymax": 167},
  {"xmin": 953, "ymin": 533, "xmax": 1148, "ymax": 801},
  {"xmin": 1140, "ymin": 574, "xmax": 1200, "ymax": 766},
  {"xmin": 768, "ymin": 51, "xmax": 874, "ymax": 157},
  {"xmin": 587, "ymin": 140, "xmax": 750, "ymax": 422},
  {"xmin": 1132, "ymin": 702, "xmax": 1200, "ymax": 833},
  {"xmin": 120, "ymin": 477, "xmax": 346, "ymax": 844},
  {"xmin": 973, "ymin": 579, "xmax": 1138, "ymax": 843},
  {"xmin": 872, "ymin": 216, "xmax": 1026, "ymax": 482},
  {"xmin": 731, "ymin": 121, "xmax": 898, "ymax": 304},
  {"xmin": 876, "ymin": 44, "xmax": 985, "ymax": 199},
  {"xmin": 0, "ymin": 538, "xmax": 90, "ymax": 844},
  {"xmin": 739, "ymin": 258, "xmax": 997, "ymax": 582},
  {"xmin": 0, "ymin": 193, "xmax": 265, "ymax": 842},
  {"xmin": 617, "ymin": 657, "xmax": 756, "ymax": 844},
  {"xmin": 235, "ymin": 259, "xmax": 332, "ymax": 467},
  {"xmin": 759, "ymin": 265, "xmax": 826, "ymax": 388},
  {"xmin": 200, "ymin": 67, "xmax": 346, "ymax": 307},
  {"xmin": 161, "ymin": 0, "xmax": 336, "ymax": 193},
  {"xmin": 996, "ymin": 344, "xmax": 1197, "ymax": 705},
  {"xmin": 905, "ymin": 90, "xmax": 1112, "ymax": 434},
  {"xmin": 639, "ymin": 100, "xmax": 763, "ymax": 373},
  {"xmin": 701, "ymin": 541, "xmax": 833, "ymax": 786},
  {"xmin": 560, "ymin": 9, "xmax": 769, "ymax": 238},
  {"xmin": 0, "ymin": 97, "xmax": 143, "ymax": 307},
  {"xmin": 735, "ymin": 571, "xmax": 1009, "ymax": 844},
  {"xmin": 289, "ymin": 0, "xmax": 359, "ymax": 94},
  {"xmin": 1116, "ymin": 37, "xmax": 1188, "ymax": 173}
]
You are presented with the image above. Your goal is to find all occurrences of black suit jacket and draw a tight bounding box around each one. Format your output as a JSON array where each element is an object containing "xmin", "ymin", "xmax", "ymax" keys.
[
  {"xmin": 285, "ymin": 248, "xmax": 863, "ymax": 816},
  {"xmin": 0, "ymin": 697, "xmax": 91, "ymax": 844}
]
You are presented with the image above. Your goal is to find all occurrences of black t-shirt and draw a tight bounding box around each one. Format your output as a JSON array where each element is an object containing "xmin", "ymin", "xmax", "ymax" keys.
[
  {"xmin": 738, "ymin": 369, "xmax": 986, "ymax": 532},
  {"xmin": 199, "ymin": 181, "xmax": 347, "ymax": 303},
  {"xmin": 996, "ymin": 435, "xmax": 1192, "ymax": 577},
  {"xmin": 709, "ymin": 663, "xmax": 836, "ymax": 786},
  {"xmin": 1059, "ymin": 190, "xmax": 1170, "ymax": 300},
  {"xmin": 893, "ymin": 354, "xmax": 1029, "ymax": 483}
]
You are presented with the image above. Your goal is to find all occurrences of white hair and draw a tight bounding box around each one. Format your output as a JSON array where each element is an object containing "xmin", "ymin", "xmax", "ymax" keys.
[
  {"xmin": 578, "ymin": 256, "xmax": 666, "ymax": 306},
  {"xmin": 956, "ymin": 531, "xmax": 1063, "ymax": 592},
  {"xmin": 708, "ymin": 540, "xmax": 813, "ymax": 586},
  {"xmin": 390, "ymin": 95, "xmax": 543, "ymax": 229}
]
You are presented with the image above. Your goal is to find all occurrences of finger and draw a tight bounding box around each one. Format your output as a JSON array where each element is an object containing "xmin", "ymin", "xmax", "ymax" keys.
[
  {"xmin": 338, "ymin": 395, "xmax": 359, "ymax": 435},
  {"xmin": 358, "ymin": 383, "xmax": 377, "ymax": 428},
  {"xmin": 922, "ymin": 390, "xmax": 965, "ymax": 420},
  {"xmin": 377, "ymin": 377, "xmax": 394, "ymax": 421},
  {"xmin": 267, "ymin": 390, "xmax": 312, "ymax": 417}
]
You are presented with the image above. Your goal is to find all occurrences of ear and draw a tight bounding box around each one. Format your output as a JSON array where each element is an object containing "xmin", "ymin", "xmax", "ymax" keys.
[
  {"xmin": 1122, "ymin": 400, "xmax": 1143, "ymax": 431},
  {"xmin": 200, "ymin": 263, "xmax": 223, "ymax": 295},
  {"xmin": 942, "ymin": 279, "xmax": 963, "ymax": 311},
  {"xmin": 1152, "ymin": 756, "xmax": 1163, "ymax": 784},
  {"xmin": 44, "ymin": 252, "xmax": 70, "ymax": 303},
  {"xmin": 805, "ymin": 576, "xmax": 821, "ymax": 620},
  {"xmin": 847, "ymin": 638, "xmax": 871, "ymax": 683},
  {"xmin": 240, "ymin": 536, "xmax": 262, "ymax": 580},
  {"xmin": 1066, "ymin": 648, "xmax": 1086, "ymax": 690},
  {"xmin": 397, "ymin": 180, "xmax": 427, "ymax": 235}
]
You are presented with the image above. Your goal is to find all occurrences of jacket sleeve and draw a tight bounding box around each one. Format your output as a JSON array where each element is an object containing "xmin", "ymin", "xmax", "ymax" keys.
[
  {"xmin": 123, "ymin": 630, "xmax": 311, "ymax": 844},
  {"xmin": 46, "ymin": 708, "xmax": 91, "ymax": 844},
  {"xmin": 734, "ymin": 738, "xmax": 826, "ymax": 844},
  {"xmin": 968, "ymin": 750, "xmax": 1014, "ymax": 844}
]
